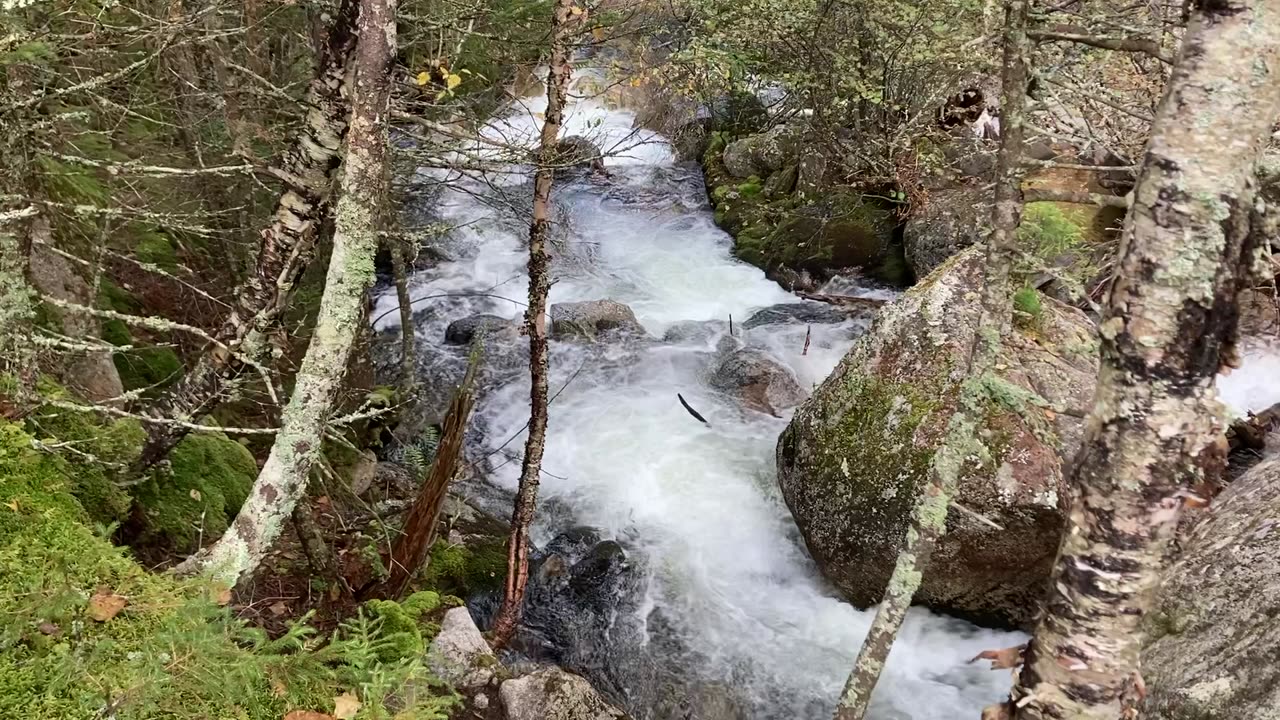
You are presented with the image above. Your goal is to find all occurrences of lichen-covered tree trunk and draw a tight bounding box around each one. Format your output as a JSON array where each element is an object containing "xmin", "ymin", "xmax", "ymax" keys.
[
  {"xmin": 1003, "ymin": 2, "xmax": 1280, "ymax": 718},
  {"xmin": 175, "ymin": 0, "xmax": 397, "ymax": 586},
  {"xmin": 389, "ymin": 237, "xmax": 418, "ymax": 393},
  {"xmin": 0, "ymin": 67, "xmax": 38, "ymax": 417},
  {"xmin": 489, "ymin": 0, "xmax": 577, "ymax": 648},
  {"xmin": 833, "ymin": 1, "xmax": 1031, "ymax": 717},
  {"xmin": 131, "ymin": 0, "xmax": 361, "ymax": 474}
]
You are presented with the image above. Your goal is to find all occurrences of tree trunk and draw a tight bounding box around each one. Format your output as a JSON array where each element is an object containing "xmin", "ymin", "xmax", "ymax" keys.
[
  {"xmin": 0, "ymin": 64, "xmax": 39, "ymax": 417},
  {"xmin": 489, "ymin": 0, "xmax": 577, "ymax": 648},
  {"xmin": 389, "ymin": 236, "xmax": 418, "ymax": 393},
  {"xmin": 1003, "ymin": 2, "xmax": 1280, "ymax": 718},
  {"xmin": 130, "ymin": 0, "xmax": 361, "ymax": 474},
  {"xmin": 832, "ymin": 2, "xmax": 1031, "ymax": 718},
  {"xmin": 174, "ymin": 0, "xmax": 398, "ymax": 586}
]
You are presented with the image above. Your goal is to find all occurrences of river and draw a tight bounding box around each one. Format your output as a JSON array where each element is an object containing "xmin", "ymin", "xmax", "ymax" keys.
[{"xmin": 374, "ymin": 68, "xmax": 1024, "ymax": 720}]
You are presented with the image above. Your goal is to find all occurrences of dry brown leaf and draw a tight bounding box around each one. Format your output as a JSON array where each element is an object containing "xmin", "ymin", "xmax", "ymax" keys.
[
  {"xmin": 333, "ymin": 692, "xmax": 361, "ymax": 720},
  {"xmin": 215, "ymin": 587, "xmax": 233, "ymax": 606},
  {"xmin": 283, "ymin": 711, "xmax": 335, "ymax": 720},
  {"xmin": 87, "ymin": 588, "xmax": 127, "ymax": 622},
  {"xmin": 969, "ymin": 644, "xmax": 1026, "ymax": 670},
  {"xmin": 269, "ymin": 601, "xmax": 291, "ymax": 616}
]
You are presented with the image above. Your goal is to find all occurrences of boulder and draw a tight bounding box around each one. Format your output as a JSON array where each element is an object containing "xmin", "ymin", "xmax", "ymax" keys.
[
  {"xmin": 446, "ymin": 314, "xmax": 519, "ymax": 345},
  {"xmin": 500, "ymin": 667, "xmax": 630, "ymax": 720},
  {"xmin": 550, "ymin": 136, "xmax": 605, "ymax": 174},
  {"xmin": 721, "ymin": 124, "xmax": 803, "ymax": 179},
  {"xmin": 28, "ymin": 242, "xmax": 124, "ymax": 402},
  {"xmin": 742, "ymin": 302, "xmax": 846, "ymax": 329},
  {"xmin": 776, "ymin": 246, "xmax": 1098, "ymax": 626},
  {"xmin": 550, "ymin": 300, "xmax": 645, "ymax": 341},
  {"xmin": 902, "ymin": 185, "xmax": 990, "ymax": 279},
  {"xmin": 1143, "ymin": 456, "xmax": 1280, "ymax": 720},
  {"xmin": 710, "ymin": 348, "xmax": 806, "ymax": 416},
  {"xmin": 428, "ymin": 607, "xmax": 497, "ymax": 690},
  {"xmin": 661, "ymin": 319, "xmax": 725, "ymax": 344}
]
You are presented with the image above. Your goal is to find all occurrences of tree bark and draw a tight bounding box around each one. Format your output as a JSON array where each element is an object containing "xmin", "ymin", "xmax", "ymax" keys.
[
  {"xmin": 1003, "ymin": 2, "xmax": 1280, "ymax": 718},
  {"xmin": 130, "ymin": 0, "xmax": 361, "ymax": 474},
  {"xmin": 0, "ymin": 65, "xmax": 39, "ymax": 417},
  {"xmin": 489, "ymin": 0, "xmax": 577, "ymax": 648},
  {"xmin": 833, "ymin": 2, "xmax": 1031, "ymax": 718},
  {"xmin": 175, "ymin": 0, "xmax": 398, "ymax": 586},
  {"xmin": 388, "ymin": 236, "xmax": 418, "ymax": 393}
]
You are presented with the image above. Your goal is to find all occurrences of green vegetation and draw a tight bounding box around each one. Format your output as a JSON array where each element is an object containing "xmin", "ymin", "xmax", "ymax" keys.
[
  {"xmin": 131, "ymin": 433, "xmax": 257, "ymax": 552},
  {"xmin": 421, "ymin": 539, "xmax": 508, "ymax": 597},
  {"xmin": 1017, "ymin": 202, "xmax": 1104, "ymax": 289},
  {"xmin": 0, "ymin": 421, "xmax": 455, "ymax": 720},
  {"xmin": 1012, "ymin": 286, "xmax": 1044, "ymax": 330}
]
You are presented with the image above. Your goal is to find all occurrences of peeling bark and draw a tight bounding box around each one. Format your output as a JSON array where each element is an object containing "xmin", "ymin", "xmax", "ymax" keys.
[
  {"xmin": 175, "ymin": 0, "xmax": 398, "ymax": 586},
  {"xmin": 131, "ymin": 0, "xmax": 361, "ymax": 474},
  {"xmin": 489, "ymin": 0, "xmax": 577, "ymax": 649},
  {"xmin": 1004, "ymin": 2, "xmax": 1280, "ymax": 718},
  {"xmin": 833, "ymin": 2, "xmax": 1031, "ymax": 718}
]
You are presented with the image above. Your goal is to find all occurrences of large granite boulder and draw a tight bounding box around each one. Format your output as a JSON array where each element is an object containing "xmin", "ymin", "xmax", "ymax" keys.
[
  {"xmin": 550, "ymin": 300, "xmax": 646, "ymax": 341},
  {"xmin": 500, "ymin": 667, "xmax": 631, "ymax": 720},
  {"xmin": 776, "ymin": 246, "xmax": 1098, "ymax": 625},
  {"xmin": 721, "ymin": 124, "xmax": 803, "ymax": 179},
  {"xmin": 1143, "ymin": 456, "xmax": 1280, "ymax": 720},
  {"xmin": 428, "ymin": 607, "xmax": 497, "ymax": 690},
  {"xmin": 902, "ymin": 185, "xmax": 990, "ymax": 280}
]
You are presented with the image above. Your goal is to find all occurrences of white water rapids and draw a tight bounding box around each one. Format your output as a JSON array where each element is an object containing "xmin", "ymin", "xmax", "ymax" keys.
[{"xmin": 374, "ymin": 70, "xmax": 1024, "ymax": 719}]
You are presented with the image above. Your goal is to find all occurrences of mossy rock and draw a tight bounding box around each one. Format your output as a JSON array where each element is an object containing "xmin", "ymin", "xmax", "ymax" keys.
[
  {"xmin": 131, "ymin": 432, "xmax": 257, "ymax": 552},
  {"xmin": 421, "ymin": 538, "xmax": 507, "ymax": 598},
  {"xmin": 776, "ymin": 246, "xmax": 1098, "ymax": 627}
]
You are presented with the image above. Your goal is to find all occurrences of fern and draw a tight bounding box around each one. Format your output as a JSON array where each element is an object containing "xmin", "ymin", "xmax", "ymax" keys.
[{"xmin": 399, "ymin": 427, "xmax": 440, "ymax": 477}]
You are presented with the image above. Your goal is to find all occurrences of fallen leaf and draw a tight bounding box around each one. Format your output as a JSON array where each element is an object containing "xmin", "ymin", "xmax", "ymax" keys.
[
  {"xmin": 969, "ymin": 644, "xmax": 1026, "ymax": 670},
  {"xmin": 4, "ymin": 499, "xmax": 19, "ymax": 512},
  {"xmin": 269, "ymin": 601, "xmax": 290, "ymax": 616},
  {"xmin": 270, "ymin": 675, "xmax": 288, "ymax": 698},
  {"xmin": 215, "ymin": 587, "xmax": 233, "ymax": 606},
  {"xmin": 333, "ymin": 692, "xmax": 361, "ymax": 719},
  {"xmin": 189, "ymin": 488, "xmax": 202, "ymax": 501},
  {"xmin": 415, "ymin": 71, "xmax": 430, "ymax": 86},
  {"xmin": 1043, "ymin": 409, "xmax": 1057, "ymax": 420},
  {"xmin": 87, "ymin": 588, "xmax": 127, "ymax": 622},
  {"xmin": 38, "ymin": 622, "xmax": 61, "ymax": 636},
  {"xmin": 283, "ymin": 712, "xmax": 334, "ymax": 720}
]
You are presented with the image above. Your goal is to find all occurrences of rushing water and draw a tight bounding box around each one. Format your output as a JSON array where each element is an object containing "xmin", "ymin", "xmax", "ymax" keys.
[{"xmin": 374, "ymin": 70, "xmax": 1023, "ymax": 719}]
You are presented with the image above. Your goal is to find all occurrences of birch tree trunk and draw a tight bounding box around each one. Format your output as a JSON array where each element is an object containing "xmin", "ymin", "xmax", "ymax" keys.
[
  {"xmin": 175, "ymin": 0, "xmax": 398, "ymax": 586},
  {"xmin": 832, "ymin": 2, "xmax": 1030, "ymax": 717},
  {"xmin": 0, "ymin": 65, "xmax": 38, "ymax": 417},
  {"xmin": 131, "ymin": 0, "xmax": 361, "ymax": 474},
  {"xmin": 489, "ymin": 0, "xmax": 577, "ymax": 648},
  {"xmin": 1003, "ymin": 2, "xmax": 1280, "ymax": 718}
]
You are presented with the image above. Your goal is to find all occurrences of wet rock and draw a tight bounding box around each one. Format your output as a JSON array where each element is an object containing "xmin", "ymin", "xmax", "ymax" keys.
[
  {"xmin": 902, "ymin": 185, "xmax": 990, "ymax": 279},
  {"xmin": 500, "ymin": 667, "xmax": 630, "ymax": 720},
  {"xmin": 428, "ymin": 607, "xmax": 497, "ymax": 690},
  {"xmin": 550, "ymin": 136, "xmax": 605, "ymax": 174},
  {"xmin": 348, "ymin": 450, "xmax": 378, "ymax": 496},
  {"xmin": 1144, "ymin": 456, "xmax": 1280, "ymax": 720},
  {"xmin": 710, "ymin": 348, "xmax": 806, "ymax": 416},
  {"xmin": 743, "ymin": 302, "xmax": 845, "ymax": 329},
  {"xmin": 446, "ymin": 314, "xmax": 519, "ymax": 345},
  {"xmin": 662, "ymin": 319, "xmax": 726, "ymax": 344},
  {"xmin": 551, "ymin": 300, "xmax": 645, "ymax": 341},
  {"xmin": 721, "ymin": 124, "xmax": 803, "ymax": 179},
  {"xmin": 776, "ymin": 246, "xmax": 1098, "ymax": 626}
]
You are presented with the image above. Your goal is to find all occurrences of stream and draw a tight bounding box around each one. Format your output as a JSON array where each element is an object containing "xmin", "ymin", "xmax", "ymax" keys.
[{"xmin": 374, "ymin": 70, "xmax": 1025, "ymax": 719}]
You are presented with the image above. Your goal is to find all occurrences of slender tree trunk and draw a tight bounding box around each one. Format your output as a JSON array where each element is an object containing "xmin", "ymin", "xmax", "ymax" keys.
[
  {"xmin": 130, "ymin": 0, "xmax": 361, "ymax": 474},
  {"xmin": 489, "ymin": 0, "xmax": 576, "ymax": 648},
  {"xmin": 833, "ymin": 2, "xmax": 1031, "ymax": 717},
  {"xmin": 0, "ymin": 66, "xmax": 39, "ymax": 417},
  {"xmin": 389, "ymin": 237, "xmax": 418, "ymax": 393},
  {"xmin": 1002, "ymin": 2, "xmax": 1280, "ymax": 718},
  {"xmin": 175, "ymin": 0, "xmax": 398, "ymax": 586}
]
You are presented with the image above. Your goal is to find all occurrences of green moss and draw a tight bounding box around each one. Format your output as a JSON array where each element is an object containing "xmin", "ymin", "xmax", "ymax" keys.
[
  {"xmin": 421, "ymin": 539, "xmax": 506, "ymax": 597},
  {"xmin": 97, "ymin": 297, "xmax": 184, "ymax": 394},
  {"xmin": 1012, "ymin": 286, "xmax": 1043, "ymax": 330},
  {"xmin": 363, "ymin": 600, "xmax": 426, "ymax": 662},
  {"xmin": 1017, "ymin": 202, "xmax": 1104, "ymax": 289},
  {"xmin": 132, "ymin": 230, "xmax": 178, "ymax": 270},
  {"xmin": 0, "ymin": 421, "xmax": 455, "ymax": 719},
  {"xmin": 737, "ymin": 176, "xmax": 763, "ymax": 197},
  {"xmin": 132, "ymin": 432, "xmax": 257, "ymax": 552}
]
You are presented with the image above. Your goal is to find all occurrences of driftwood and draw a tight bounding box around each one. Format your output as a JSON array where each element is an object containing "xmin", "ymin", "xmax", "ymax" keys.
[
  {"xmin": 1228, "ymin": 401, "xmax": 1280, "ymax": 452},
  {"xmin": 678, "ymin": 393, "xmax": 710, "ymax": 426},
  {"xmin": 796, "ymin": 291, "xmax": 888, "ymax": 313}
]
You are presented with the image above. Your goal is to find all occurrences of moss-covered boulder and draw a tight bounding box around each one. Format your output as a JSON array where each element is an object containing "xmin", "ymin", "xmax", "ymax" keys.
[
  {"xmin": 132, "ymin": 432, "xmax": 258, "ymax": 552},
  {"xmin": 775, "ymin": 246, "xmax": 1098, "ymax": 626},
  {"xmin": 1143, "ymin": 456, "xmax": 1280, "ymax": 720}
]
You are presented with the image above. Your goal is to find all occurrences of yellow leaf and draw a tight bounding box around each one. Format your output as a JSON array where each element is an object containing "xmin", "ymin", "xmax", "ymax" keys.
[
  {"xmin": 87, "ymin": 588, "xmax": 127, "ymax": 622},
  {"xmin": 333, "ymin": 692, "xmax": 361, "ymax": 720},
  {"xmin": 189, "ymin": 488, "xmax": 202, "ymax": 501},
  {"xmin": 592, "ymin": 26, "xmax": 605, "ymax": 41},
  {"xmin": 3, "ymin": 499, "xmax": 18, "ymax": 512},
  {"xmin": 446, "ymin": 73, "xmax": 462, "ymax": 90},
  {"xmin": 569, "ymin": 5, "xmax": 583, "ymax": 14},
  {"xmin": 415, "ymin": 71, "xmax": 431, "ymax": 86},
  {"xmin": 215, "ymin": 586, "xmax": 233, "ymax": 606}
]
